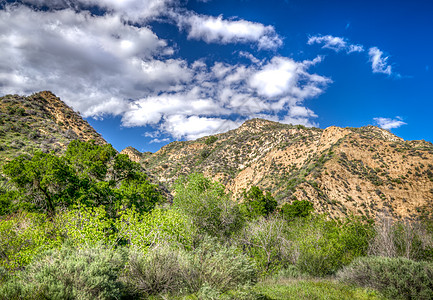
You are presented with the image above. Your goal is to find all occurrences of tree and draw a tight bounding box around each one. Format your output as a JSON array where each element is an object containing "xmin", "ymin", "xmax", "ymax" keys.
[
  {"xmin": 240, "ymin": 186, "xmax": 277, "ymax": 219},
  {"xmin": 64, "ymin": 140, "xmax": 117, "ymax": 181},
  {"xmin": 280, "ymin": 200, "xmax": 314, "ymax": 221},
  {"xmin": 3, "ymin": 152, "xmax": 79, "ymax": 216}
]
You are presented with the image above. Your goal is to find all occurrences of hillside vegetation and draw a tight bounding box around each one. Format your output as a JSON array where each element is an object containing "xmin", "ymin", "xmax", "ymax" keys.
[
  {"xmin": 1, "ymin": 92, "xmax": 433, "ymax": 299},
  {"xmin": 123, "ymin": 118, "xmax": 433, "ymax": 220}
]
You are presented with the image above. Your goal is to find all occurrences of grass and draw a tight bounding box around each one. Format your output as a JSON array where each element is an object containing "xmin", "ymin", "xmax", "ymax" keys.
[
  {"xmin": 253, "ymin": 278, "xmax": 386, "ymax": 300},
  {"xmin": 145, "ymin": 278, "xmax": 386, "ymax": 299}
]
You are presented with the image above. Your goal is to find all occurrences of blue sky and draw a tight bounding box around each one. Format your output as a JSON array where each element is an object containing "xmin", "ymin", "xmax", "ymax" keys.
[{"xmin": 1, "ymin": 0, "xmax": 432, "ymax": 152}]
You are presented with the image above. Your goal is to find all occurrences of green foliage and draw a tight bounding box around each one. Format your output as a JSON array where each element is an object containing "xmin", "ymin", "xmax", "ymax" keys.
[
  {"xmin": 56, "ymin": 205, "xmax": 114, "ymax": 247},
  {"xmin": 280, "ymin": 200, "xmax": 314, "ymax": 221},
  {"xmin": 236, "ymin": 216, "xmax": 292, "ymax": 275},
  {"xmin": 117, "ymin": 172, "xmax": 163, "ymax": 213},
  {"xmin": 204, "ymin": 136, "xmax": 218, "ymax": 145},
  {"xmin": 0, "ymin": 245, "xmax": 127, "ymax": 300},
  {"xmin": 2, "ymin": 140, "xmax": 164, "ymax": 216},
  {"xmin": 3, "ymin": 152, "xmax": 79, "ymax": 215},
  {"xmin": 190, "ymin": 236, "xmax": 257, "ymax": 293},
  {"xmin": 121, "ymin": 244, "xmax": 192, "ymax": 297},
  {"xmin": 291, "ymin": 216, "xmax": 373, "ymax": 276},
  {"xmin": 173, "ymin": 173, "xmax": 243, "ymax": 239},
  {"xmin": 254, "ymin": 279, "xmax": 385, "ymax": 300},
  {"xmin": 0, "ymin": 212, "xmax": 62, "ymax": 270},
  {"xmin": 240, "ymin": 186, "xmax": 277, "ymax": 219},
  {"xmin": 64, "ymin": 140, "xmax": 117, "ymax": 181},
  {"xmin": 116, "ymin": 207, "xmax": 195, "ymax": 251},
  {"xmin": 338, "ymin": 256, "xmax": 433, "ymax": 300}
]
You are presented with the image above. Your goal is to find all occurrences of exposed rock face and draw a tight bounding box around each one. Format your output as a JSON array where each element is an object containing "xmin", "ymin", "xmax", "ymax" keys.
[
  {"xmin": 120, "ymin": 146, "xmax": 143, "ymax": 163},
  {"xmin": 124, "ymin": 118, "xmax": 433, "ymax": 220}
]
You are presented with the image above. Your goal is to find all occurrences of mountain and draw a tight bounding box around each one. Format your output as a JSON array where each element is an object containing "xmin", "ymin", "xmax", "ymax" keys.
[
  {"xmin": 2, "ymin": 91, "xmax": 432, "ymax": 220},
  {"xmin": 0, "ymin": 91, "xmax": 105, "ymax": 163},
  {"xmin": 122, "ymin": 118, "xmax": 433, "ymax": 220}
]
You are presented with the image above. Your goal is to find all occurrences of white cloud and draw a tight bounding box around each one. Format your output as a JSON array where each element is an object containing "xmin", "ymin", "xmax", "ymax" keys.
[
  {"xmin": 308, "ymin": 35, "xmax": 364, "ymax": 53},
  {"xmin": 176, "ymin": 12, "xmax": 282, "ymax": 50},
  {"xmin": 122, "ymin": 56, "xmax": 330, "ymax": 139},
  {"xmin": 0, "ymin": 3, "xmax": 329, "ymax": 141},
  {"xmin": 20, "ymin": 0, "xmax": 175, "ymax": 22},
  {"xmin": 0, "ymin": 5, "xmax": 190, "ymax": 116},
  {"xmin": 374, "ymin": 117, "xmax": 406, "ymax": 130},
  {"xmin": 368, "ymin": 47, "xmax": 392, "ymax": 75},
  {"xmin": 162, "ymin": 115, "xmax": 240, "ymax": 140}
]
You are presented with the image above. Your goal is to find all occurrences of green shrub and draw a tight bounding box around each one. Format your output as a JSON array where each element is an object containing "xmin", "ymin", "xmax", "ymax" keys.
[
  {"xmin": 280, "ymin": 200, "xmax": 313, "ymax": 221},
  {"xmin": 236, "ymin": 216, "xmax": 292, "ymax": 275},
  {"xmin": 173, "ymin": 173, "xmax": 244, "ymax": 239},
  {"xmin": 291, "ymin": 216, "xmax": 373, "ymax": 276},
  {"xmin": 204, "ymin": 136, "xmax": 218, "ymax": 145},
  {"xmin": 0, "ymin": 212, "xmax": 63, "ymax": 270},
  {"xmin": 338, "ymin": 256, "xmax": 433, "ymax": 300},
  {"xmin": 0, "ymin": 245, "xmax": 127, "ymax": 300},
  {"xmin": 190, "ymin": 236, "xmax": 257, "ymax": 293},
  {"xmin": 55, "ymin": 205, "xmax": 114, "ymax": 247},
  {"xmin": 121, "ymin": 244, "xmax": 192, "ymax": 297},
  {"xmin": 240, "ymin": 186, "xmax": 277, "ymax": 219},
  {"xmin": 115, "ymin": 206, "xmax": 195, "ymax": 251}
]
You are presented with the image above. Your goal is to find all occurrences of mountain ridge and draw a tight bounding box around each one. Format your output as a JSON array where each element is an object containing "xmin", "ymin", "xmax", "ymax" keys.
[
  {"xmin": 1, "ymin": 92, "xmax": 432, "ymax": 220},
  {"xmin": 122, "ymin": 118, "xmax": 433, "ymax": 220}
]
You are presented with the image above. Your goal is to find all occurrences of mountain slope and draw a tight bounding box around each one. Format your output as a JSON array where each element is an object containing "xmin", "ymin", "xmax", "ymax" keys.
[
  {"xmin": 0, "ymin": 91, "xmax": 105, "ymax": 162},
  {"xmin": 123, "ymin": 119, "xmax": 433, "ymax": 220}
]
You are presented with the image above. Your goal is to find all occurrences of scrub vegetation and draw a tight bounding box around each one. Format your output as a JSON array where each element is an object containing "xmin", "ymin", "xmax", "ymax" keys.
[{"xmin": 1, "ymin": 141, "xmax": 433, "ymax": 299}]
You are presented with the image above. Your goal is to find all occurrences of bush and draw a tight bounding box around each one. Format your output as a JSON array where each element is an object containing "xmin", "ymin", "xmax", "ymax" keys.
[
  {"xmin": 115, "ymin": 206, "xmax": 195, "ymax": 251},
  {"xmin": 369, "ymin": 214, "xmax": 433, "ymax": 261},
  {"xmin": 0, "ymin": 245, "xmax": 127, "ymax": 300},
  {"xmin": 173, "ymin": 173, "xmax": 244, "ymax": 239},
  {"xmin": 240, "ymin": 186, "xmax": 278, "ymax": 220},
  {"xmin": 291, "ymin": 216, "xmax": 373, "ymax": 276},
  {"xmin": 55, "ymin": 205, "xmax": 114, "ymax": 247},
  {"xmin": 0, "ymin": 212, "xmax": 62, "ymax": 270},
  {"xmin": 190, "ymin": 236, "xmax": 257, "ymax": 293},
  {"xmin": 338, "ymin": 256, "xmax": 433, "ymax": 299},
  {"xmin": 121, "ymin": 244, "xmax": 191, "ymax": 297},
  {"xmin": 236, "ymin": 216, "xmax": 292, "ymax": 275},
  {"xmin": 280, "ymin": 200, "xmax": 314, "ymax": 221},
  {"xmin": 121, "ymin": 237, "xmax": 257, "ymax": 297}
]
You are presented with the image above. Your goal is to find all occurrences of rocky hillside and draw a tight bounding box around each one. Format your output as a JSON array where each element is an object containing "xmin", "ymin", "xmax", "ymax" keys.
[
  {"xmin": 0, "ymin": 91, "xmax": 105, "ymax": 162},
  {"xmin": 123, "ymin": 119, "xmax": 433, "ymax": 220}
]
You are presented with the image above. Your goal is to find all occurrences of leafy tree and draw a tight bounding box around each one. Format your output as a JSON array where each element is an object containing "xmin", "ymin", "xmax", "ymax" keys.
[
  {"xmin": 3, "ymin": 141, "xmax": 164, "ymax": 216},
  {"xmin": 64, "ymin": 140, "xmax": 117, "ymax": 181},
  {"xmin": 280, "ymin": 200, "xmax": 314, "ymax": 221},
  {"xmin": 3, "ymin": 152, "xmax": 79, "ymax": 216},
  {"xmin": 240, "ymin": 186, "xmax": 277, "ymax": 219},
  {"xmin": 118, "ymin": 172, "xmax": 163, "ymax": 213}
]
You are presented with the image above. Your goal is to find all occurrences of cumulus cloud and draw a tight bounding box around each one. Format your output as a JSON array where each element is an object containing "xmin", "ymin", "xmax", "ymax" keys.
[
  {"xmin": 0, "ymin": 5, "xmax": 189, "ymax": 116},
  {"xmin": 122, "ymin": 56, "xmax": 330, "ymax": 138},
  {"xmin": 368, "ymin": 47, "xmax": 392, "ymax": 75},
  {"xmin": 0, "ymin": 3, "xmax": 328, "ymax": 140},
  {"xmin": 374, "ymin": 117, "xmax": 406, "ymax": 130},
  {"xmin": 307, "ymin": 35, "xmax": 364, "ymax": 53},
  {"xmin": 19, "ymin": 0, "xmax": 176, "ymax": 22},
  {"xmin": 176, "ymin": 12, "xmax": 282, "ymax": 50}
]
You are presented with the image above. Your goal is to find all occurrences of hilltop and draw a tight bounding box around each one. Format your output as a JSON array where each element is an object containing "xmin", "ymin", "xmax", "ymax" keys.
[
  {"xmin": 122, "ymin": 118, "xmax": 433, "ymax": 220},
  {"xmin": 0, "ymin": 91, "xmax": 105, "ymax": 162}
]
